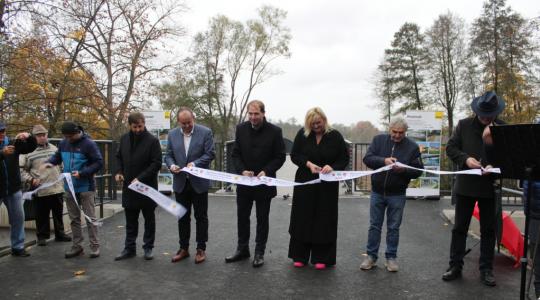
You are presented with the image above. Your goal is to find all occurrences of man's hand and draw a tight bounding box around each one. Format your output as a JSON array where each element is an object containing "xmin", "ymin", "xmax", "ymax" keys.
[
  {"xmin": 306, "ymin": 161, "xmax": 321, "ymax": 174},
  {"xmin": 384, "ymin": 157, "xmax": 397, "ymax": 165},
  {"xmin": 242, "ymin": 170, "xmax": 255, "ymax": 177},
  {"xmin": 320, "ymin": 165, "xmax": 333, "ymax": 174},
  {"xmin": 482, "ymin": 165, "xmax": 494, "ymax": 176},
  {"xmin": 170, "ymin": 164, "xmax": 181, "ymax": 174},
  {"xmin": 187, "ymin": 162, "xmax": 194, "ymax": 168},
  {"xmin": 131, "ymin": 178, "xmax": 139, "ymax": 184},
  {"xmin": 2, "ymin": 145, "xmax": 14, "ymax": 155},
  {"xmin": 257, "ymin": 170, "xmax": 266, "ymax": 177},
  {"xmin": 71, "ymin": 171, "xmax": 80, "ymax": 179},
  {"xmin": 31, "ymin": 178, "xmax": 41, "ymax": 187},
  {"xmin": 115, "ymin": 174, "xmax": 124, "ymax": 183},
  {"xmin": 482, "ymin": 124, "xmax": 493, "ymax": 145},
  {"xmin": 465, "ymin": 157, "xmax": 482, "ymax": 169},
  {"xmin": 391, "ymin": 165, "xmax": 406, "ymax": 173}
]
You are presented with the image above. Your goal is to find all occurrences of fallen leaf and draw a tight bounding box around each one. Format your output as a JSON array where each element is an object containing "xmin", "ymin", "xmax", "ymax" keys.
[{"xmin": 74, "ymin": 270, "xmax": 86, "ymax": 276}]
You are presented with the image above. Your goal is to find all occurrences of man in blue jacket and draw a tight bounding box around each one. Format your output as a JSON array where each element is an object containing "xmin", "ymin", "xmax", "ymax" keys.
[
  {"xmin": 360, "ymin": 117, "xmax": 423, "ymax": 272},
  {"xmin": 45, "ymin": 121, "xmax": 103, "ymax": 259},
  {"xmin": 0, "ymin": 121, "xmax": 37, "ymax": 257}
]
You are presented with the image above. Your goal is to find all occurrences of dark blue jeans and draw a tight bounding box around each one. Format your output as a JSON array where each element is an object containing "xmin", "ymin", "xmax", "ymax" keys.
[{"xmin": 366, "ymin": 191, "xmax": 406, "ymax": 260}]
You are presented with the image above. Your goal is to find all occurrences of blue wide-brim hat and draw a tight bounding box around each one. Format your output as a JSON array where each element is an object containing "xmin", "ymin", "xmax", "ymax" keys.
[{"xmin": 471, "ymin": 91, "xmax": 505, "ymax": 118}]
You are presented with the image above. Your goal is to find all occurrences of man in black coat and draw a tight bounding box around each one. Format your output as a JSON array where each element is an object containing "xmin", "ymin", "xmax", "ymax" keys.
[
  {"xmin": 442, "ymin": 91, "xmax": 505, "ymax": 286},
  {"xmin": 0, "ymin": 121, "xmax": 37, "ymax": 257},
  {"xmin": 225, "ymin": 100, "xmax": 286, "ymax": 267},
  {"xmin": 114, "ymin": 112, "xmax": 162, "ymax": 261}
]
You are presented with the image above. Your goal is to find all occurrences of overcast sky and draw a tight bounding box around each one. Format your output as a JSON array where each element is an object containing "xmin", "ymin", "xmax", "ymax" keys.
[{"xmin": 175, "ymin": 0, "xmax": 540, "ymax": 128}]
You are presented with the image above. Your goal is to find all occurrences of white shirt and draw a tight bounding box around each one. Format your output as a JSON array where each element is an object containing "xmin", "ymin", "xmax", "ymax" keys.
[
  {"xmin": 171, "ymin": 128, "xmax": 195, "ymax": 172},
  {"xmin": 182, "ymin": 128, "xmax": 194, "ymax": 157}
]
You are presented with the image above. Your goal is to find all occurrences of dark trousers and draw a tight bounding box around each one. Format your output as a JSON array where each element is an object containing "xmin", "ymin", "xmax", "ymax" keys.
[
  {"xmin": 528, "ymin": 219, "xmax": 540, "ymax": 297},
  {"xmin": 449, "ymin": 194, "xmax": 496, "ymax": 271},
  {"xmin": 288, "ymin": 237, "xmax": 336, "ymax": 265},
  {"xmin": 124, "ymin": 206, "xmax": 156, "ymax": 252},
  {"xmin": 35, "ymin": 193, "xmax": 66, "ymax": 240},
  {"xmin": 175, "ymin": 180, "xmax": 208, "ymax": 251},
  {"xmin": 237, "ymin": 195, "xmax": 272, "ymax": 255}
]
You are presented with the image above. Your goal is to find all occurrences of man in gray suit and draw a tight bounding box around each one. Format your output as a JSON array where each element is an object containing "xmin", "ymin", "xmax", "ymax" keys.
[{"xmin": 165, "ymin": 107, "xmax": 215, "ymax": 264}]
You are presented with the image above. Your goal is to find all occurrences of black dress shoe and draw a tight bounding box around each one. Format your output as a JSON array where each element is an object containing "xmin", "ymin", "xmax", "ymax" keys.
[
  {"xmin": 225, "ymin": 250, "xmax": 250, "ymax": 263},
  {"xmin": 144, "ymin": 248, "xmax": 154, "ymax": 261},
  {"xmin": 442, "ymin": 266, "xmax": 462, "ymax": 281},
  {"xmin": 480, "ymin": 270, "xmax": 496, "ymax": 286},
  {"xmin": 252, "ymin": 254, "xmax": 264, "ymax": 268},
  {"xmin": 115, "ymin": 249, "xmax": 136, "ymax": 261},
  {"xmin": 55, "ymin": 234, "xmax": 72, "ymax": 242},
  {"xmin": 11, "ymin": 248, "xmax": 30, "ymax": 257}
]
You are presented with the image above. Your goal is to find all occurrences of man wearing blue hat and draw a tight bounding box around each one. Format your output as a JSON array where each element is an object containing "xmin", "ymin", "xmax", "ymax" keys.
[
  {"xmin": 0, "ymin": 121, "xmax": 37, "ymax": 257},
  {"xmin": 442, "ymin": 91, "xmax": 505, "ymax": 286}
]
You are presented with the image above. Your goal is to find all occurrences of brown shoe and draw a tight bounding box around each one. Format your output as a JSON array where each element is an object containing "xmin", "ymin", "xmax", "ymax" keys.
[
  {"xmin": 171, "ymin": 249, "xmax": 190, "ymax": 263},
  {"xmin": 195, "ymin": 249, "xmax": 206, "ymax": 264}
]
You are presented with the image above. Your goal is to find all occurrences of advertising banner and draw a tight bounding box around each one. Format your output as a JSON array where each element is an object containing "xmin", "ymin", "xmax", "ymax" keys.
[{"xmin": 405, "ymin": 110, "xmax": 443, "ymax": 198}]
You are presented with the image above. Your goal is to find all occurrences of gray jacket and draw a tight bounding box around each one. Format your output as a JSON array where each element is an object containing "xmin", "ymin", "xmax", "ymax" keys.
[{"xmin": 164, "ymin": 124, "xmax": 215, "ymax": 194}]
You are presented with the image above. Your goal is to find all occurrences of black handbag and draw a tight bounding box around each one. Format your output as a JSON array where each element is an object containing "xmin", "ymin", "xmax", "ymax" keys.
[{"xmin": 23, "ymin": 197, "xmax": 37, "ymax": 221}]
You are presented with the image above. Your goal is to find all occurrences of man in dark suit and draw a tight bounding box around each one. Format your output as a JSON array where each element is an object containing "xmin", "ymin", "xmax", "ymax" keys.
[
  {"xmin": 225, "ymin": 100, "xmax": 286, "ymax": 268},
  {"xmin": 165, "ymin": 107, "xmax": 215, "ymax": 264},
  {"xmin": 442, "ymin": 91, "xmax": 505, "ymax": 286},
  {"xmin": 114, "ymin": 112, "xmax": 162, "ymax": 261}
]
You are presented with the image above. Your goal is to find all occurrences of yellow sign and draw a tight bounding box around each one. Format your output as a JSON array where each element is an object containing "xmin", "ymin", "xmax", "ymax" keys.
[
  {"xmin": 164, "ymin": 111, "xmax": 171, "ymax": 119},
  {"xmin": 435, "ymin": 111, "xmax": 444, "ymax": 119},
  {"xmin": 0, "ymin": 87, "xmax": 5, "ymax": 100}
]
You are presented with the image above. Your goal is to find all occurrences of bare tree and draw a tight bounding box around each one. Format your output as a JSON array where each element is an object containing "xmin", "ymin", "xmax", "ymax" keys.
[
  {"xmin": 158, "ymin": 5, "xmax": 291, "ymax": 143},
  {"xmin": 38, "ymin": 0, "xmax": 185, "ymax": 139}
]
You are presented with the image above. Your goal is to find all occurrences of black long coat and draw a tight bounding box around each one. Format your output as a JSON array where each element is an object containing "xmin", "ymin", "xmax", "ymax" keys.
[
  {"xmin": 232, "ymin": 119, "xmax": 286, "ymax": 199},
  {"xmin": 115, "ymin": 130, "xmax": 162, "ymax": 209},
  {"xmin": 289, "ymin": 128, "xmax": 349, "ymax": 244},
  {"xmin": 446, "ymin": 116, "xmax": 504, "ymax": 198}
]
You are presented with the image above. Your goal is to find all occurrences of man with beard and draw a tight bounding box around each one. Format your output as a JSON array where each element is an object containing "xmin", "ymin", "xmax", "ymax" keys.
[{"xmin": 114, "ymin": 112, "xmax": 162, "ymax": 261}]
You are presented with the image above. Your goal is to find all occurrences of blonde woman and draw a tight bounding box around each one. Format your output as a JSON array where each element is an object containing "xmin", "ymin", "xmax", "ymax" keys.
[{"xmin": 288, "ymin": 107, "xmax": 349, "ymax": 269}]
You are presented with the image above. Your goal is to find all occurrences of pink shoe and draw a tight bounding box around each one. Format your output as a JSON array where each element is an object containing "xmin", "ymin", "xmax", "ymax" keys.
[
  {"xmin": 315, "ymin": 263, "xmax": 326, "ymax": 270},
  {"xmin": 293, "ymin": 261, "xmax": 305, "ymax": 268}
]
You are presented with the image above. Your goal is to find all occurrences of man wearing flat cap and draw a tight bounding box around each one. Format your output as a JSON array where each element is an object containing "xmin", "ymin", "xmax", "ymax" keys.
[
  {"xmin": 45, "ymin": 121, "xmax": 103, "ymax": 259},
  {"xmin": 442, "ymin": 91, "xmax": 505, "ymax": 286},
  {"xmin": 20, "ymin": 124, "xmax": 71, "ymax": 246}
]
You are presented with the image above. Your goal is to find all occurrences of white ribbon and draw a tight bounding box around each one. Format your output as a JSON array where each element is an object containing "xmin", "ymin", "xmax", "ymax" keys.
[
  {"xmin": 28, "ymin": 163, "xmax": 500, "ymax": 221},
  {"xmin": 22, "ymin": 173, "xmax": 103, "ymax": 226},
  {"xmin": 318, "ymin": 165, "xmax": 394, "ymax": 182},
  {"xmin": 128, "ymin": 181, "xmax": 187, "ymax": 219},
  {"xmin": 181, "ymin": 163, "xmax": 501, "ymax": 185},
  {"xmin": 22, "ymin": 178, "xmax": 64, "ymax": 201},
  {"xmin": 181, "ymin": 167, "xmax": 321, "ymax": 187},
  {"xmin": 394, "ymin": 161, "xmax": 501, "ymax": 176}
]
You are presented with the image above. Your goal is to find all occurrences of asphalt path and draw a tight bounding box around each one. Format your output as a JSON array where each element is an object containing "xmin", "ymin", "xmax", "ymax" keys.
[{"xmin": 0, "ymin": 195, "xmax": 522, "ymax": 299}]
